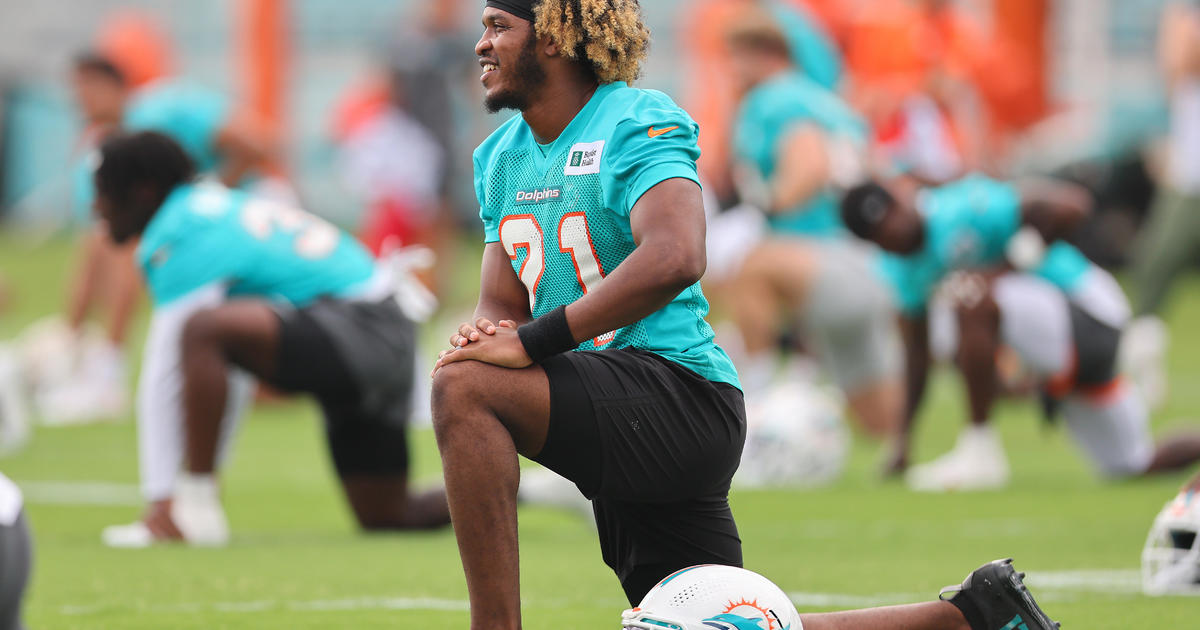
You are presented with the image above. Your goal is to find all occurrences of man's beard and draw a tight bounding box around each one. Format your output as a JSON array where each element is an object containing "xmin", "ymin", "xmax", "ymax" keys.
[{"xmin": 484, "ymin": 33, "xmax": 547, "ymax": 114}]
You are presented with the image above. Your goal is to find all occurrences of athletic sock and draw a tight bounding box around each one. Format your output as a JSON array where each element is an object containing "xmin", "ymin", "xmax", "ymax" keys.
[{"xmin": 945, "ymin": 591, "xmax": 987, "ymax": 630}]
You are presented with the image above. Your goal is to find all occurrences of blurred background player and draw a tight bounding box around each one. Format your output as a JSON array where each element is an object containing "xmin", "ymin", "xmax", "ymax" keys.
[
  {"xmin": 37, "ymin": 15, "xmax": 281, "ymax": 426},
  {"xmin": 842, "ymin": 176, "xmax": 1200, "ymax": 489},
  {"xmin": 0, "ymin": 472, "xmax": 31, "ymax": 630},
  {"xmin": 95, "ymin": 132, "xmax": 447, "ymax": 547},
  {"xmin": 923, "ymin": 269, "xmax": 1200, "ymax": 490},
  {"xmin": 30, "ymin": 52, "xmax": 144, "ymax": 426},
  {"xmin": 712, "ymin": 9, "xmax": 903, "ymax": 445},
  {"xmin": 1124, "ymin": 1, "xmax": 1200, "ymax": 409}
]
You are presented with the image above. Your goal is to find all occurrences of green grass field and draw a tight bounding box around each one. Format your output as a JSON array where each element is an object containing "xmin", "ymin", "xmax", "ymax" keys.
[{"xmin": 2, "ymin": 233, "xmax": 1200, "ymax": 628}]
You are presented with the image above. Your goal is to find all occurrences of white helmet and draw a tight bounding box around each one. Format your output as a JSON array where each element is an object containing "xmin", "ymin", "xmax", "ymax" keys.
[
  {"xmin": 735, "ymin": 382, "xmax": 848, "ymax": 488},
  {"xmin": 1142, "ymin": 489, "xmax": 1200, "ymax": 595},
  {"xmin": 621, "ymin": 565, "xmax": 804, "ymax": 630}
]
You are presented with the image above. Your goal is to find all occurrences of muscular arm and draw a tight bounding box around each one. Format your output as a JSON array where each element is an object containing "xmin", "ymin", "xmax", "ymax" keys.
[
  {"xmin": 474, "ymin": 242, "xmax": 533, "ymax": 326},
  {"xmin": 953, "ymin": 280, "xmax": 1001, "ymax": 426},
  {"xmin": 214, "ymin": 119, "xmax": 272, "ymax": 188},
  {"xmin": 1017, "ymin": 178, "xmax": 1092, "ymax": 243},
  {"xmin": 886, "ymin": 312, "xmax": 930, "ymax": 473},
  {"xmin": 66, "ymin": 227, "xmax": 107, "ymax": 332},
  {"xmin": 767, "ymin": 126, "xmax": 831, "ymax": 214},
  {"xmin": 439, "ymin": 178, "xmax": 706, "ymax": 368},
  {"xmin": 563, "ymin": 177, "xmax": 706, "ymax": 343}
]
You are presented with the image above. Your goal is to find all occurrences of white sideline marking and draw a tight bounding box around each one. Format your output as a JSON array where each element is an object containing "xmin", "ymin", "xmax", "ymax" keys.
[
  {"xmin": 62, "ymin": 596, "xmax": 470, "ymax": 616},
  {"xmin": 787, "ymin": 569, "xmax": 1144, "ymax": 610},
  {"xmin": 59, "ymin": 569, "xmax": 1149, "ymax": 617},
  {"xmin": 17, "ymin": 481, "xmax": 140, "ymax": 506},
  {"xmin": 1025, "ymin": 569, "xmax": 1142, "ymax": 593},
  {"xmin": 789, "ymin": 592, "xmax": 926, "ymax": 608}
]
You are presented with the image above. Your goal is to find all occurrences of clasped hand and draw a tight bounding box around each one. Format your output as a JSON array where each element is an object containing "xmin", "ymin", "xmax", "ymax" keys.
[{"xmin": 432, "ymin": 317, "xmax": 532, "ymax": 375}]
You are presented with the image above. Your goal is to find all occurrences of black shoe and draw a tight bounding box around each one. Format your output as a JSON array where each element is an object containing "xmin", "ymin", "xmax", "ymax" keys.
[{"xmin": 939, "ymin": 558, "xmax": 1061, "ymax": 630}]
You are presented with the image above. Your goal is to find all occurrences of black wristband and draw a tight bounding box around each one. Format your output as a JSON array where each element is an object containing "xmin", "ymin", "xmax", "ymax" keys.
[{"xmin": 517, "ymin": 305, "xmax": 576, "ymax": 363}]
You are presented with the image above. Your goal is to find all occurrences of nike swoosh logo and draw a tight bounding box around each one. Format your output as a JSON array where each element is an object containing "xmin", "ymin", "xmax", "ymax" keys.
[{"xmin": 648, "ymin": 126, "xmax": 679, "ymax": 138}]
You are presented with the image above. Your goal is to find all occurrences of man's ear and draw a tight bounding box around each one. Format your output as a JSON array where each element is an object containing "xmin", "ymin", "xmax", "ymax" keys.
[{"xmin": 542, "ymin": 36, "xmax": 560, "ymax": 58}]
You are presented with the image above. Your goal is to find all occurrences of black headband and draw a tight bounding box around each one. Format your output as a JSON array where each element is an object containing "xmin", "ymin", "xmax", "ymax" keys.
[{"xmin": 486, "ymin": 0, "xmax": 537, "ymax": 22}]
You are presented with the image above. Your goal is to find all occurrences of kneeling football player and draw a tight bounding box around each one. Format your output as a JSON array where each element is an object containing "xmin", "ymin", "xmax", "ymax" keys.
[
  {"xmin": 914, "ymin": 269, "xmax": 1200, "ymax": 490},
  {"xmin": 96, "ymin": 131, "xmax": 448, "ymax": 547}
]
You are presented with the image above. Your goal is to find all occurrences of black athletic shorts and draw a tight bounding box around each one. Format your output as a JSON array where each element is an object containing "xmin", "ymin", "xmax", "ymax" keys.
[
  {"xmin": 533, "ymin": 347, "xmax": 746, "ymax": 605},
  {"xmin": 272, "ymin": 297, "xmax": 415, "ymax": 477},
  {"xmin": 1069, "ymin": 302, "xmax": 1121, "ymax": 388}
]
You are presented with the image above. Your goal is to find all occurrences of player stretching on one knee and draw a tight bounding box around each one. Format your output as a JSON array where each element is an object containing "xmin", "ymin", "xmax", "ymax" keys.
[
  {"xmin": 431, "ymin": 2, "xmax": 1059, "ymax": 629},
  {"xmin": 95, "ymin": 132, "xmax": 448, "ymax": 547},
  {"xmin": 930, "ymin": 269, "xmax": 1200, "ymax": 490},
  {"xmin": 842, "ymin": 174, "xmax": 1200, "ymax": 489}
]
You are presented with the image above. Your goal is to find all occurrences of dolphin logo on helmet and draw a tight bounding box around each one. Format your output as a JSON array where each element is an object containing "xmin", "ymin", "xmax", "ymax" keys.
[{"xmin": 621, "ymin": 565, "xmax": 804, "ymax": 630}]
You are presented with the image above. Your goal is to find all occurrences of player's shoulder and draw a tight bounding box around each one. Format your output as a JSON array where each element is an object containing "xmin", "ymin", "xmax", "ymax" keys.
[
  {"xmin": 595, "ymin": 83, "xmax": 695, "ymax": 132},
  {"xmin": 138, "ymin": 183, "xmax": 246, "ymax": 266},
  {"xmin": 126, "ymin": 79, "xmax": 227, "ymax": 121},
  {"xmin": 149, "ymin": 183, "xmax": 243, "ymax": 237}
]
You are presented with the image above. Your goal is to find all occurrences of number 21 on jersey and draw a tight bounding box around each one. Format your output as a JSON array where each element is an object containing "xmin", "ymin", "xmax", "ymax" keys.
[{"xmin": 500, "ymin": 212, "xmax": 615, "ymax": 346}]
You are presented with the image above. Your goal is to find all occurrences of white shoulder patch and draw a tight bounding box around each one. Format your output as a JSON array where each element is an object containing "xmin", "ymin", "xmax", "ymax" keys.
[{"xmin": 563, "ymin": 141, "xmax": 605, "ymax": 176}]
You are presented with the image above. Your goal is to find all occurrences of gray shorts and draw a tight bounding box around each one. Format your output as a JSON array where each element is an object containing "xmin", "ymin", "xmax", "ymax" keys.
[
  {"xmin": 0, "ymin": 511, "xmax": 30, "ymax": 630},
  {"xmin": 802, "ymin": 242, "xmax": 902, "ymax": 391}
]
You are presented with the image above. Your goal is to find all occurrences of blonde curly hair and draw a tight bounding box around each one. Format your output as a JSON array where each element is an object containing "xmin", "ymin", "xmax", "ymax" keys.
[{"xmin": 533, "ymin": 0, "xmax": 650, "ymax": 84}]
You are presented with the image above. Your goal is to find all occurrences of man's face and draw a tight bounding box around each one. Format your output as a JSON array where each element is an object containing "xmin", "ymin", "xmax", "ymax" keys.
[
  {"xmin": 476, "ymin": 7, "xmax": 547, "ymax": 113},
  {"xmin": 72, "ymin": 70, "xmax": 125, "ymax": 126},
  {"xmin": 93, "ymin": 184, "xmax": 143, "ymax": 245},
  {"xmin": 873, "ymin": 201, "xmax": 922, "ymax": 254},
  {"xmin": 726, "ymin": 45, "xmax": 762, "ymax": 95}
]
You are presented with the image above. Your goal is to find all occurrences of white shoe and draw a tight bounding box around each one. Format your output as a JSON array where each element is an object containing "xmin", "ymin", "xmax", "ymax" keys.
[
  {"xmin": 906, "ymin": 426, "xmax": 1010, "ymax": 492},
  {"xmin": 36, "ymin": 380, "xmax": 128, "ymax": 426},
  {"xmin": 1120, "ymin": 316, "xmax": 1168, "ymax": 411},
  {"xmin": 0, "ymin": 346, "xmax": 31, "ymax": 455},
  {"xmin": 35, "ymin": 339, "xmax": 128, "ymax": 425},
  {"xmin": 101, "ymin": 521, "xmax": 158, "ymax": 548},
  {"xmin": 170, "ymin": 475, "xmax": 229, "ymax": 547},
  {"xmin": 518, "ymin": 467, "xmax": 594, "ymax": 525}
]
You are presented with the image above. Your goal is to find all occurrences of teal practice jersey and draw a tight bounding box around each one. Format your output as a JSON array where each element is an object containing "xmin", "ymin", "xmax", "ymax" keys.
[
  {"xmin": 125, "ymin": 79, "xmax": 231, "ymax": 175},
  {"xmin": 137, "ymin": 182, "xmax": 376, "ymax": 307},
  {"xmin": 880, "ymin": 174, "xmax": 1093, "ymax": 315},
  {"xmin": 733, "ymin": 71, "xmax": 866, "ymax": 237},
  {"xmin": 473, "ymin": 81, "xmax": 740, "ymax": 388}
]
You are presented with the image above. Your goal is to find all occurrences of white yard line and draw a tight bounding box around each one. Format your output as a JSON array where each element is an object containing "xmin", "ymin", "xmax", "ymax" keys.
[
  {"xmin": 1024, "ymin": 569, "xmax": 1142, "ymax": 593},
  {"xmin": 59, "ymin": 570, "xmax": 1149, "ymax": 617},
  {"xmin": 16, "ymin": 480, "xmax": 140, "ymax": 506},
  {"xmin": 788, "ymin": 591, "xmax": 927, "ymax": 608},
  {"xmin": 63, "ymin": 596, "xmax": 469, "ymax": 616}
]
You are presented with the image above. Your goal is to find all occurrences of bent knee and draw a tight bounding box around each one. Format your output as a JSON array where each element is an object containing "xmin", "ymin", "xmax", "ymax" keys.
[
  {"xmin": 181, "ymin": 308, "xmax": 226, "ymax": 351},
  {"xmin": 431, "ymin": 361, "xmax": 493, "ymax": 424}
]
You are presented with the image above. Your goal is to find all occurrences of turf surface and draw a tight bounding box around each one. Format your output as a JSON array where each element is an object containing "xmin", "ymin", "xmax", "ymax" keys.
[{"xmin": 2, "ymin": 233, "xmax": 1199, "ymax": 628}]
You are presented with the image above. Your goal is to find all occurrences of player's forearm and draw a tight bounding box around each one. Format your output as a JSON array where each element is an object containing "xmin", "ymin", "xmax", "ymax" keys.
[
  {"xmin": 901, "ymin": 316, "xmax": 931, "ymax": 427},
  {"xmin": 474, "ymin": 299, "xmax": 532, "ymax": 327},
  {"xmin": 768, "ymin": 127, "xmax": 830, "ymax": 214},
  {"xmin": 65, "ymin": 231, "xmax": 105, "ymax": 330},
  {"xmin": 218, "ymin": 153, "xmax": 259, "ymax": 189},
  {"xmin": 215, "ymin": 126, "xmax": 270, "ymax": 188},
  {"xmin": 105, "ymin": 243, "xmax": 142, "ymax": 345},
  {"xmin": 563, "ymin": 241, "xmax": 702, "ymax": 343},
  {"xmin": 768, "ymin": 173, "xmax": 826, "ymax": 215}
]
